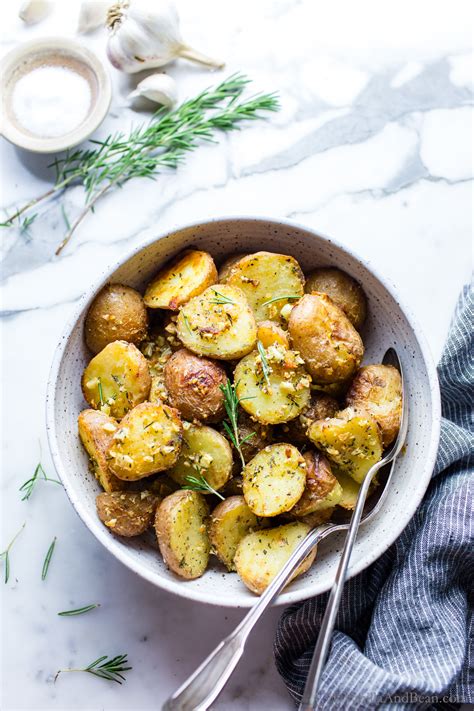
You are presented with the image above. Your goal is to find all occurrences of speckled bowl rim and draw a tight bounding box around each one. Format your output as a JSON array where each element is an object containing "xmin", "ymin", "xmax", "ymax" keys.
[
  {"xmin": 0, "ymin": 37, "xmax": 111, "ymax": 153},
  {"xmin": 46, "ymin": 216, "xmax": 441, "ymax": 607}
]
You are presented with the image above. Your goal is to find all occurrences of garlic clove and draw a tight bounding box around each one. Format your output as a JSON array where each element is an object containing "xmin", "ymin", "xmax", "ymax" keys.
[
  {"xmin": 77, "ymin": 1, "xmax": 109, "ymax": 34},
  {"xmin": 127, "ymin": 73, "xmax": 178, "ymax": 108},
  {"xmin": 19, "ymin": 0, "xmax": 54, "ymax": 24}
]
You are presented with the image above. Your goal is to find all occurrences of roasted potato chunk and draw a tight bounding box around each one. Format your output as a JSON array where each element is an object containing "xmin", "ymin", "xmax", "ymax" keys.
[
  {"xmin": 346, "ymin": 364, "xmax": 402, "ymax": 446},
  {"xmin": 305, "ymin": 267, "xmax": 367, "ymax": 330},
  {"xmin": 235, "ymin": 345, "xmax": 311, "ymax": 425},
  {"xmin": 96, "ymin": 490, "xmax": 159, "ymax": 536},
  {"xmin": 107, "ymin": 402, "xmax": 182, "ymax": 480},
  {"xmin": 209, "ymin": 496, "xmax": 261, "ymax": 571},
  {"xmin": 218, "ymin": 253, "xmax": 247, "ymax": 282},
  {"xmin": 229, "ymin": 412, "xmax": 273, "ymax": 465},
  {"xmin": 168, "ymin": 424, "xmax": 233, "ymax": 492},
  {"xmin": 155, "ymin": 490, "xmax": 210, "ymax": 579},
  {"xmin": 144, "ymin": 250, "xmax": 217, "ymax": 310},
  {"xmin": 176, "ymin": 285, "xmax": 257, "ymax": 360},
  {"xmin": 308, "ymin": 408, "xmax": 383, "ymax": 483},
  {"xmin": 221, "ymin": 251, "xmax": 304, "ymax": 322},
  {"xmin": 289, "ymin": 293, "xmax": 364, "ymax": 384},
  {"xmin": 78, "ymin": 409, "xmax": 125, "ymax": 493},
  {"xmin": 234, "ymin": 522, "xmax": 315, "ymax": 594},
  {"xmin": 164, "ymin": 349, "xmax": 227, "ymax": 423},
  {"xmin": 332, "ymin": 468, "xmax": 361, "ymax": 510},
  {"xmin": 279, "ymin": 393, "xmax": 339, "ymax": 444},
  {"xmin": 243, "ymin": 443, "xmax": 306, "ymax": 516},
  {"xmin": 256, "ymin": 321, "xmax": 290, "ymax": 349},
  {"xmin": 289, "ymin": 451, "xmax": 342, "ymax": 518},
  {"xmin": 82, "ymin": 340, "xmax": 151, "ymax": 419},
  {"xmin": 84, "ymin": 284, "xmax": 148, "ymax": 354}
]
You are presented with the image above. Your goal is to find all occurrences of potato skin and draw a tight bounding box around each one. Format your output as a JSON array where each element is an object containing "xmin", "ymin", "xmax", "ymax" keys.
[
  {"xmin": 155, "ymin": 490, "xmax": 210, "ymax": 579},
  {"xmin": 346, "ymin": 364, "xmax": 402, "ymax": 446},
  {"xmin": 305, "ymin": 267, "xmax": 367, "ymax": 330},
  {"xmin": 85, "ymin": 284, "xmax": 148, "ymax": 354},
  {"xmin": 78, "ymin": 409, "xmax": 125, "ymax": 492},
  {"xmin": 164, "ymin": 349, "xmax": 227, "ymax": 423},
  {"xmin": 209, "ymin": 496, "xmax": 260, "ymax": 571},
  {"xmin": 278, "ymin": 393, "xmax": 339, "ymax": 444},
  {"xmin": 289, "ymin": 293, "xmax": 364, "ymax": 384},
  {"xmin": 96, "ymin": 490, "xmax": 159, "ymax": 536},
  {"xmin": 289, "ymin": 451, "xmax": 342, "ymax": 518},
  {"xmin": 144, "ymin": 250, "xmax": 218, "ymax": 310}
]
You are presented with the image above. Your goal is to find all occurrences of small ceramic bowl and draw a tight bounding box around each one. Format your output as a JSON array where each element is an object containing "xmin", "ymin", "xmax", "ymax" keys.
[
  {"xmin": 46, "ymin": 217, "xmax": 441, "ymax": 607},
  {"xmin": 0, "ymin": 37, "xmax": 111, "ymax": 153}
]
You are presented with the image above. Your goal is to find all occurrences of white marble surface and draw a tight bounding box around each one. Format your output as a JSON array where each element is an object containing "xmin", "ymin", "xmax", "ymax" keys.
[{"xmin": 1, "ymin": 1, "xmax": 473, "ymax": 709}]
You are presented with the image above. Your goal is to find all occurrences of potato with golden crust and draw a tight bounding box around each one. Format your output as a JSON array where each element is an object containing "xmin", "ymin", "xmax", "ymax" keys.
[
  {"xmin": 78, "ymin": 409, "xmax": 125, "ymax": 493},
  {"xmin": 218, "ymin": 253, "xmax": 247, "ymax": 282},
  {"xmin": 234, "ymin": 522, "xmax": 316, "ymax": 594},
  {"xmin": 279, "ymin": 393, "xmax": 340, "ymax": 444},
  {"xmin": 289, "ymin": 293, "xmax": 364, "ymax": 384},
  {"xmin": 346, "ymin": 364, "xmax": 402, "ymax": 446},
  {"xmin": 256, "ymin": 320, "xmax": 290, "ymax": 349},
  {"xmin": 84, "ymin": 284, "xmax": 148, "ymax": 354},
  {"xmin": 107, "ymin": 402, "xmax": 182, "ymax": 481},
  {"xmin": 144, "ymin": 250, "xmax": 217, "ymax": 310},
  {"xmin": 168, "ymin": 424, "xmax": 233, "ymax": 492},
  {"xmin": 164, "ymin": 348, "xmax": 227, "ymax": 423},
  {"xmin": 82, "ymin": 340, "xmax": 151, "ymax": 419},
  {"xmin": 221, "ymin": 251, "xmax": 305, "ymax": 322},
  {"xmin": 289, "ymin": 450, "xmax": 343, "ymax": 518},
  {"xmin": 176, "ymin": 285, "xmax": 257, "ymax": 360},
  {"xmin": 209, "ymin": 496, "xmax": 261, "ymax": 571},
  {"xmin": 155, "ymin": 490, "xmax": 210, "ymax": 579},
  {"xmin": 96, "ymin": 490, "xmax": 159, "ymax": 536},
  {"xmin": 305, "ymin": 267, "xmax": 367, "ymax": 330}
]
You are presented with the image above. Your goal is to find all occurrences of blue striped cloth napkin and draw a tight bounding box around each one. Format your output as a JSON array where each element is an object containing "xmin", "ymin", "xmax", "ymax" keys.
[{"xmin": 274, "ymin": 284, "xmax": 473, "ymax": 710}]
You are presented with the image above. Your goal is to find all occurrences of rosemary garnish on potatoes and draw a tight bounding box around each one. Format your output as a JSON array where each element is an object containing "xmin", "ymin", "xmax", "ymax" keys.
[
  {"xmin": 19, "ymin": 462, "xmax": 62, "ymax": 501},
  {"xmin": 1, "ymin": 522, "xmax": 26, "ymax": 584},
  {"xmin": 261, "ymin": 294, "xmax": 301, "ymax": 307},
  {"xmin": 183, "ymin": 474, "xmax": 225, "ymax": 500},
  {"xmin": 220, "ymin": 380, "xmax": 255, "ymax": 467},
  {"xmin": 257, "ymin": 340, "xmax": 271, "ymax": 389},
  {"xmin": 55, "ymin": 654, "xmax": 131, "ymax": 684},
  {"xmin": 209, "ymin": 289, "xmax": 235, "ymax": 306}
]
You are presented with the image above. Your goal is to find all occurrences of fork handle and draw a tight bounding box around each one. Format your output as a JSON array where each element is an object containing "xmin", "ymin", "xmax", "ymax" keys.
[{"xmin": 163, "ymin": 523, "xmax": 333, "ymax": 711}]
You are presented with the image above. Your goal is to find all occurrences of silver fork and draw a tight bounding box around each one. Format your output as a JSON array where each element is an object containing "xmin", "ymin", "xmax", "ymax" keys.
[{"xmin": 163, "ymin": 348, "xmax": 407, "ymax": 711}]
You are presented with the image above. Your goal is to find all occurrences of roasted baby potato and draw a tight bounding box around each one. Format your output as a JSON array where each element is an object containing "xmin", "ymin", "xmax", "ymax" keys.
[
  {"xmin": 221, "ymin": 251, "xmax": 305, "ymax": 322},
  {"xmin": 78, "ymin": 409, "xmax": 125, "ymax": 493},
  {"xmin": 84, "ymin": 284, "xmax": 148, "ymax": 354},
  {"xmin": 332, "ymin": 468, "xmax": 361, "ymax": 510},
  {"xmin": 305, "ymin": 267, "xmax": 367, "ymax": 330},
  {"xmin": 234, "ymin": 522, "xmax": 316, "ymax": 594},
  {"xmin": 82, "ymin": 340, "xmax": 151, "ymax": 419},
  {"xmin": 234, "ymin": 345, "xmax": 311, "ymax": 425},
  {"xmin": 346, "ymin": 364, "xmax": 402, "ymax": 446},
  {"xmin": 279, "ymin": 393, "xmax": 339, "ymax": 444},
  {"xmin": 289, "ymin": 450, "xmax": 342, "ymax": 518},
  {"xmin": 96, "ymin": 490, "xmax": 159, "ymax": 536},
  {"xmin": 176, "ymin": 285, "xmax": 257, "ymax": 360},
  {"xmin": 107, "ymin": 402, "xmax": 182, "ymax": 480},
  {"xmin": 289, "ymin": 293, "xmax": 364, "ymax": 384},
  {"xmin": 168, "ymin": 423, "xmax": 233, "ymax": 492},
  {"xmin": 209, "ymin": 496, "xmax": 261, "ymax": 571},
  {"xmin": 164, "ymin": 348, "xmax": 227, "ymax": 423},
  {"xmin": 144, "ymin": 250, "xmax": 217, "ymax": 310},
  {"xmin": 243, "ymin": 443, "xmax": 307, "ymax": 516},
  {"xmin": 230, "ymin": 412, "xmax": 273, "ymax": 465},
  {"xmin": 256, "ymin": 320, "xmax": 290, "ymax": 349},
  {"xmin": 155, "ymin": 490, "xmax": 210, "ymax": 579},
  {"xmin": 308, "ymin": 408, "xmax": 383, "ymax": 483}
]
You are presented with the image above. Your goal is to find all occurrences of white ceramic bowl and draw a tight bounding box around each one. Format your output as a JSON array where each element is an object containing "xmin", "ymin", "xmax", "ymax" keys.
[{"xmin": 46, "ymin": 217, "xmax": 441, "ymax": 607}]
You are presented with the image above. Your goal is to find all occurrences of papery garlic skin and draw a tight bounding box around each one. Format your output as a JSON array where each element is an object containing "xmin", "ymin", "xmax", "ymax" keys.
[
  {"xmin": 19, "ymin": 0, "xmax": 53, "ymax": 24},
  {"xmin": 128, "ymin": 73, "xmax": 178, "ymax": 108},
  {"xmin": 106, "ymin": 0, "xmax": 224, "ymax": 73},
  {"xmin": 78, "ymin": 1, "xmax": 109, "ymax": 33}
]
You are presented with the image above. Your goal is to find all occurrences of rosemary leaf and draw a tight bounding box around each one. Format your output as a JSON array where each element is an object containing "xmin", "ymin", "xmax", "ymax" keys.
[
  {"xmin": 209, "ymin": 289, "xmax": 235, "ymax": 305},
  {"xmin": 42, "ymin": 537, "xmax": 56, "ymax": 581},
  {"xmin": 219, "ymin": 380, "xmax": 255, "ymax": 468},
  {"xmin": 97, "ymin": 377, "xmax": 105, "ymax": 407},
  {"xmin": 261, "ymin": 294, "xmax": 301, "ymax": 307},
  {"xmin": 55, "ymin": 653, "xmax": 131, "ymax": 684},
  {"xmin": 0, "ymin": 522, "xmax": 26, "ymax": 584},
  {"xmin": 19, "ymin": 462, "xmax": 62, "ymax": 501},
  {"xmin": 257, "ymin": 340, "xmax": 271, "ymax": 389},
  {"xmin": 183, "ymin": 474, "xmax": 225, "ymax": 500},
  {"xmin": 58, "ymin": 604, "xmax": 100, "ymax": 617}
]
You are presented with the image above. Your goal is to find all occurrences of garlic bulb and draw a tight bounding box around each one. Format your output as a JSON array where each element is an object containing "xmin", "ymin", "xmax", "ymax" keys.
[
  {"xmin": 77, "ymin": 1, "xmax": 108, "ymax": 33},
  {"xmin": 128, "ymin": 73, "xmax": 178, "ymax": 108},
  {"xmin": 19, "ymin": 0, "xmax": 53, "ymax": 24},
  {"xmin": 106, "ymin": 0, "xmax": 224, "ymax": 74}
]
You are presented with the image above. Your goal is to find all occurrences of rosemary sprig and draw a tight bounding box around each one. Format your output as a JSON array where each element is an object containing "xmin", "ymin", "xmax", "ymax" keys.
[
  {"xmin": 220, "ymin": 380, "xmax": 255, "ymax": 467},
  {"xmin": 257, "ymin": 340, "xmax": 271, "ymax": 389},
  {"xmin": 55, "ymin": 654, "xmax": 131, "ymax": 684},
  {"xmin": 58, "ymin": 604, "xmax": 100, "ymax": 617},
  {"xmin": 19, "ymin": 462, "xmax": 62, "ymax": 501},
  {"xmin": 261, "ymin": 294, "xmax": 301, "ymax": 307},
  {"xmin": 1, "ymin": 522, "xmax": 26, "ymax": 584},
  {"xmin": 209, "ymin": 289, "xmax": 235, "ymax": 305},
  {"xmin": 1, "ymin": 75, "xmax": 279, "ymax": 255},
  {"xmin": 97, "ymin": 377, "xmax": 105, "ymax": 407},
  {"xmin": 42, "ymin": 537, "xmax": 56, "ymax": 580},
  {"xmin": 183, "ymin": 474, "xmax": 225, "ymax": 500}
]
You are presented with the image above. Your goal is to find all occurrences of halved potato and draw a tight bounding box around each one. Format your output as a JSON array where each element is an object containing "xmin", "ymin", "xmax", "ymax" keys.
[
  {"xmin": 107, "ymin": 402, "xmax": 183, "ymax": 480},
  {"xmin": 290, "ymin": 450, "xmax": 342, "ymax": 518},
  {"xmin": 305, "ymin": 267, "xmax": 367, "ymax": 330},
  {"xmin": 234, "ymin": 345, "xmax": 311, "ymax": 425},
  {"xmin": 346, "ymin": 364, "xmax": 402, "ymax": 446},
  {"xmin": 279, "ymin": 393, "xmax": 340, "ymax": 444},
  {"xmin": 85, "ymin": 284, "xmax": 148, "ymax": 354},
  {"xmin": 144, "ymin": 250, "xmax": 217, "ymax": 310},
  {"xmin": 289, "ymin": 293, "xmax": 364, "ymax": 384},
  {"xmin": 155, "ymin": 490, "xmax": 210, "ymax": 579},
  {"xmin": 168, "ymin": 423, "xmax": 233, "ymax": 492},
  {"xmin": 96, "ymin": 490, "xmax": 159, "ymax": 536},
  {"xmin": 78, "ymin": 409, "xmax": 125, "ymax": 493},
  {"xmin": 82, "ymin": 340, "xmax": 151, "ymax": 419},
  {"xmin": 243, "ymin": 443, "xmax": 306, "ymax": 516},
  {"xmin": 256, "ymin": 321, "xmax": 290, "ymax": 349},
  {"xmin": 308, "ymin": 408, "xmax": 383, "ymax": 483},
  {"xmin": 209, "ymin": 496, "xmax": 260, "ymax": 571},
  {"xmin": 221, "ymin": 251, "xmax": 305, "ymax": 322},
  {"xmin": 176, "ymin": 285, "xmax": 257, "ymax": 360},
  {"xmin": 218, "ymin": 253, "xmax": 247, "ymax": 282},
  {"xmin": 332, "ymin": 468, "xmax": 361, "ymax": 510},
  {"xmin": 234, "ymin": 522, "xmax": 315, "ymax": 594}
]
